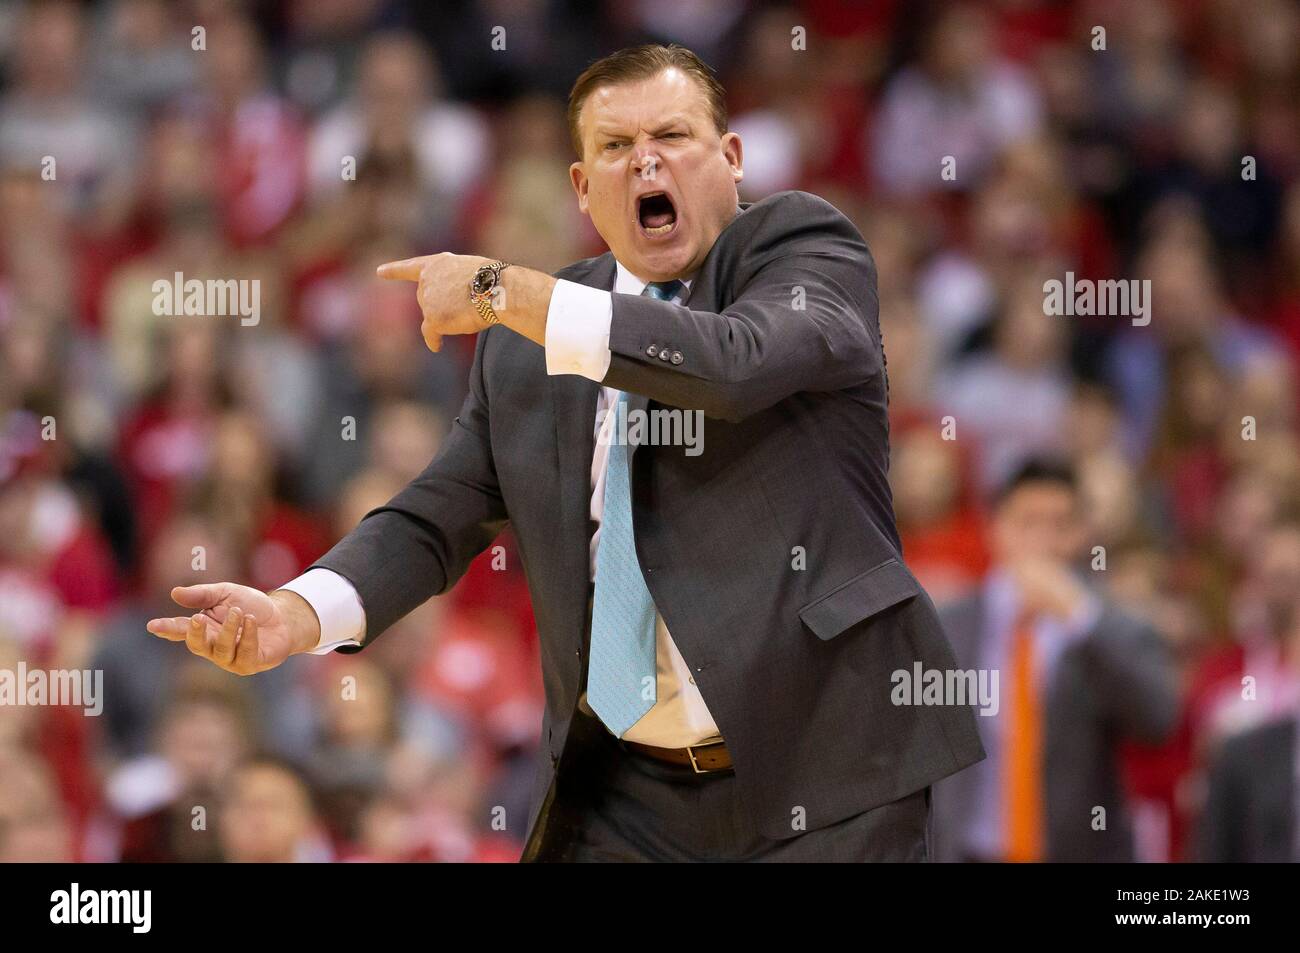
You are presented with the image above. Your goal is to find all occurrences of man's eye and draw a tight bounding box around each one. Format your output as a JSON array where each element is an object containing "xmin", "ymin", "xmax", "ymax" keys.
[{"xmin": 603, "ymin": 141, "xmax": 625, "ymax": 151}]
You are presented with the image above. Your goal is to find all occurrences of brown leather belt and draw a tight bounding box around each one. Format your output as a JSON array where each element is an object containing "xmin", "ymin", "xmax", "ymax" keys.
[
  {"xmin": 621, "ymin": 737, "xmax": 734, "ymax": 773},
  {"xmin": 577, "ymin": 689, "xmax": 734, "ymax": 773}
]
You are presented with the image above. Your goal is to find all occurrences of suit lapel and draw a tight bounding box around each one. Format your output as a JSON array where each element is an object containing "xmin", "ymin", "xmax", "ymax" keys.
[
  {"xmin": 547, "ymin": 254, "xmax": 615, "ymax": 631},
  {"xmin": 549, "ymin": 252, "xmax": 615, "ymax": 495},
  {"xmin": 550, "ymin": 372, "xmax": 598, "ymax": 575}
]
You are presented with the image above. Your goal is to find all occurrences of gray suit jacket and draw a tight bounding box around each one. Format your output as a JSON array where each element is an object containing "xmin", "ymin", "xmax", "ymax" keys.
[
  {"xmin": 310, "ymin": 190, "xmax": 985, "ymax": 859},
  {"xmin": 931, "ymin": 585, "xmax": 1178, "ymax": 862},
  {"xmin": 1197, "ymin": 715, "xmax": 1297, "ymax": 862}
]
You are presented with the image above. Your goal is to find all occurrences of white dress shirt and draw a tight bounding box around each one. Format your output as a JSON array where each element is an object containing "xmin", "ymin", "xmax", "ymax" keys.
[{"xmin": 279, "ymin": 261, "xmax": 722, "ymax": 748}]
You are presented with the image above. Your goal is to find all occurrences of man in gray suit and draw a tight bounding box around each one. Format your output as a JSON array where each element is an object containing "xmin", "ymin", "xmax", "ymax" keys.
[
  {"xmin": 930, "ymin": 458, "xmax": 1178, "ymax": 862},
  {"xmin": 148, "ymin": 44, "xmax": 984, "ymax": 861},
  {"xmin": 1197, "ymin": 712, "xmax": 1299, "ymax": 862}
]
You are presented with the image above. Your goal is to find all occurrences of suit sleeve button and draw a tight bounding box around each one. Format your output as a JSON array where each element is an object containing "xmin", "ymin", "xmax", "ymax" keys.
[
  {"xmin": 670, "ymin": 351, "xmax": 683, "ymax": 365},
  {"xmin": 659, "ymin": 349, "xmax": 671, "ymax": 361},
  {"xmin": 645, "ymin": 345, "xmax": 658, "ymax": 358}
]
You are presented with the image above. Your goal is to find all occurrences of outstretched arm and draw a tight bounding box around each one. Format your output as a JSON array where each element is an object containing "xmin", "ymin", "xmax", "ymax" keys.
[
  {"xmin": 308, "ymin": 328, "xmax": 508, "ymax": 643},
  {"xmin": 378, "ymin": 195, "xmax": 881, "ymax": 424},
  {"xmin": 148, "ymin": 328, "xmax": 508, "ymax": 671}
]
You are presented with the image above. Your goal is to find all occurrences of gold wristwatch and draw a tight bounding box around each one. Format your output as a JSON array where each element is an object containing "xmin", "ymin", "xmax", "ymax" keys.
[{"xmin": 469, "ymin": 260, "xmax": 510, "ymax": 325}]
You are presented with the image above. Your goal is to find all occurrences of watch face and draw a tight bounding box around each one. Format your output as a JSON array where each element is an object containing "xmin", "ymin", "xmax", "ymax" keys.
[{"xmin": 471, "ymin": 267, "xmax": 495, "ymax": 296}]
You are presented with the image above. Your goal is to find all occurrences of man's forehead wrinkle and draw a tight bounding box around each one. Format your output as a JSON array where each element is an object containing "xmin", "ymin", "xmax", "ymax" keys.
[{"xmin": 593, "ymin": 113, "xmax": 691, "ymax": 138}]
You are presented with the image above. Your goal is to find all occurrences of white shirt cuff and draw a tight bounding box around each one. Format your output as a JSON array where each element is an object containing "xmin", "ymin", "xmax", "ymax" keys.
[
  {"xmin": 276, "ymin": 568, "xmax": 365, "ymax": 654},
  {"xmin": 544, "ymin": 278, "xmax": 613, "ymax": 380}
]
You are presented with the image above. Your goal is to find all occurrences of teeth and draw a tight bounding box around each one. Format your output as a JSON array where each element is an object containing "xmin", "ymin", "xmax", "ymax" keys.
[{"xmin": 644, "ymin": 222, "xmax": 674, "ymax": 235}]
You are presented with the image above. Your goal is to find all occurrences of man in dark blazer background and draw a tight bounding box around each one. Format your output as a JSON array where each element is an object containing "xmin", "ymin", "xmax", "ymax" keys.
[
  {"xmin": 930, "ymin": 459, "xmax": 1178, "ymax": 862},
  {"xmin": 148, "ymin": 44, "xmax": 984, "ymax": 861},
  {"xmin": 1196, "ymin": 597, "xmax": 1300, "ymax": 863},
  {"xmin": 1197, "ymin": 712, "xmax": 1299, "ymax": 862}
]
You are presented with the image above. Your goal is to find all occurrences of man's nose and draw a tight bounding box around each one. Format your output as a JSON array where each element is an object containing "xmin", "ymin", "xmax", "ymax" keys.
[{"xmin": 631, "ymin": 145, "xmax": 662, "ymax": 179}]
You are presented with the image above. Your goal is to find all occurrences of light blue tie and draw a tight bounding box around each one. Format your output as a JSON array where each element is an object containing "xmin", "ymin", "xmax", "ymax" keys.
[{"xmin": 587, "ymin": 279, "xmax": 683, "ymax": 736}]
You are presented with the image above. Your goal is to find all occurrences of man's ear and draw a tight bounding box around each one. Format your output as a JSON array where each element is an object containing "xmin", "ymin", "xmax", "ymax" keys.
[
  {"xmin": 569, "ymin": 161, "xmax": 590, "ymax": 215},
  {"xmin": 722, "ymin": 131, "xmax": 744, "ymax": 184}
]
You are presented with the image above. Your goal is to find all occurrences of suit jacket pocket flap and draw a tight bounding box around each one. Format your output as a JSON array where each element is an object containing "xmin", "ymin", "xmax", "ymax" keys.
[{"xmin": 798, "ymin": 557, "xmax": 921, "ymax": 641}]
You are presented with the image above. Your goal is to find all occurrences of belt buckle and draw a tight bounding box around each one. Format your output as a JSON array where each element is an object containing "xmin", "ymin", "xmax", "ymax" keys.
[{"xmin": 685, "ymin": 739, "xmax": 726, "ymax": 774}]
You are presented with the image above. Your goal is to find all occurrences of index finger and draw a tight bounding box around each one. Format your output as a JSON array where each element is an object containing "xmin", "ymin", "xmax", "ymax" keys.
[
  {"xmin": 376, "ymin": 256, "xmax": 432, "ymax": 281},
  {"xmin": 147, "ymin": 616, "xmax": 193, "ymax": 641}
]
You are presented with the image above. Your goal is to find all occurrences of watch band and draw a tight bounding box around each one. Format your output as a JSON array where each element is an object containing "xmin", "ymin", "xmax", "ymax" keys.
[
  {"xmin": 470, "ymin": 260, "xmax": 510, "ymax": 326},
  {"xmin": 473, "ymin": 294, "xmax": 501, "ymax": 326}
]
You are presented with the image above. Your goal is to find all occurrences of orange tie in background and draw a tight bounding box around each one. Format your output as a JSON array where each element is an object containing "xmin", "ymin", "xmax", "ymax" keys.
[{"xmin": 1003, "ymin": 612, "xmax": 1043, "ymax": 862}]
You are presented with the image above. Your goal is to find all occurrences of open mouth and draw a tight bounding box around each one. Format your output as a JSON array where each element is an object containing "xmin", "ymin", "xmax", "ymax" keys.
[{"xmin": 637, "ymin": 191, "xmax": 678, "ymax": 237}]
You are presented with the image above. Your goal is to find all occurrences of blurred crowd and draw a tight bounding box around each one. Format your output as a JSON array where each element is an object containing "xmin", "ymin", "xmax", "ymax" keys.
[{"xmin": 0, "ymin": 0, "xmax": 1298, "ymax": 862}]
